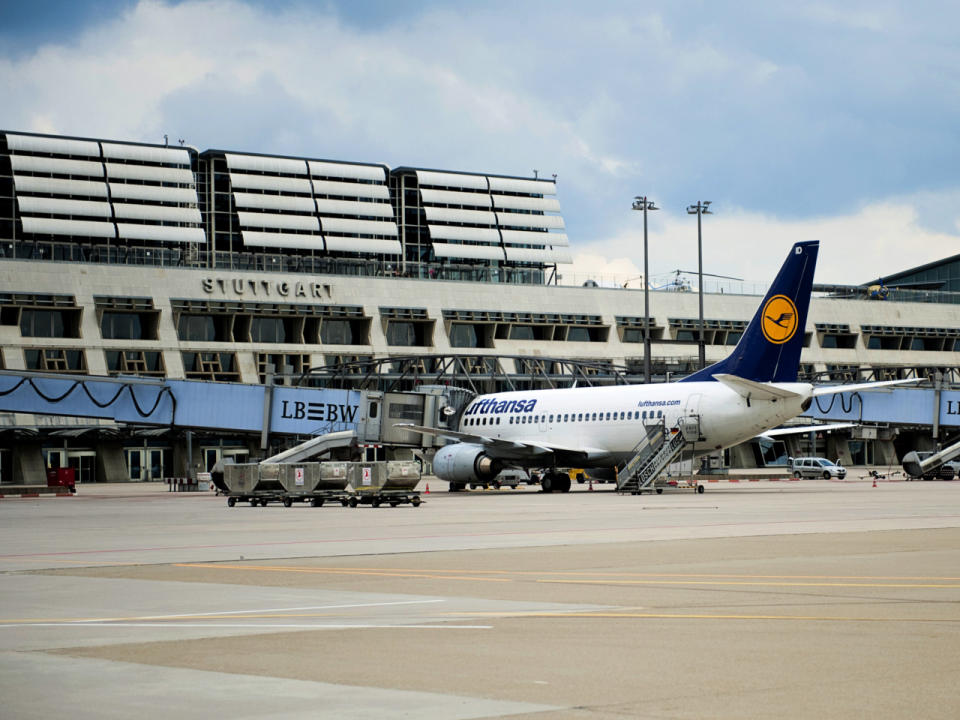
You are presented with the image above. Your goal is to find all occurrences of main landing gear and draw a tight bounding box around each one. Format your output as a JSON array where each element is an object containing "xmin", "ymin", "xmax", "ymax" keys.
[{"xmin": 540, "ymin": 471, "xmax": 571, "ymax": 493}]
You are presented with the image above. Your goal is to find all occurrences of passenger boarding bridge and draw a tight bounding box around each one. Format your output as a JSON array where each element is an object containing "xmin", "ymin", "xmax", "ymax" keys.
[{"xmin": 0, "ymin": 370, "xmax": 461, "ymax": 484}]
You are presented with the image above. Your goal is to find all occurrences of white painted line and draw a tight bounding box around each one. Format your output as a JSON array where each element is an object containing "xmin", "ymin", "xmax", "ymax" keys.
[
  {"xmin": 25, "ymin": 599, "xmax": 448, "ymax": 625},
  {"xmin": 5, "ymin": 622, "xmax": 491, "ymax": 630}
]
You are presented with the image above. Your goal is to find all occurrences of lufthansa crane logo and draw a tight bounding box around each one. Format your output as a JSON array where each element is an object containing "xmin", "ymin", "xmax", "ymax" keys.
[{"xmin": 761, "ymin": 295, "xmax": 799, "ymax": 344}]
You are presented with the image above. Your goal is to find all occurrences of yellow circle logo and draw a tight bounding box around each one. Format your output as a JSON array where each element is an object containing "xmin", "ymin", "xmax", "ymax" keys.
[{"xmin": 761, "ymin": 295, "xmax": 798, "ymax": 344}]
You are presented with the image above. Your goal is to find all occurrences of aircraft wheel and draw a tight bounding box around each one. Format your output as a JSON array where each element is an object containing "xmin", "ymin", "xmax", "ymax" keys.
[
  {"xmin": 559, "ymin": 476, "xmax": 571, "ymax": 493},
  {"xmin": 697, "ymin": 484, "xmax": 705, "ymax": 494},
  {"xmin": 227, "ymin": 496, "xmax": 236, "ymax": 507},
  {"xmin": 541, "ymin": 475, "xmax": 553, "ymax": 493}
]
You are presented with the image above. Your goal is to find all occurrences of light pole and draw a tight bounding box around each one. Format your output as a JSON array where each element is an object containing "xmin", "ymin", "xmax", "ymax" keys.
[
  {"xmin": 632, "ymin": 196, "xmax": 658, "ymax": 383},
  {"xmin": 686, "ymin": 200, "xmax": 712, "ymax": 369}
]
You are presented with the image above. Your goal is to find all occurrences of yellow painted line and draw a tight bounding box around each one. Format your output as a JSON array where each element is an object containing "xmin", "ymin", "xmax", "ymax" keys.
[
  {"xmin": 175, "ymin": 563, "xmax": 510, "ymax": 583},
  {"xmin": 537, "ymin": 579, "xmax": 960, "ymax": 589}
]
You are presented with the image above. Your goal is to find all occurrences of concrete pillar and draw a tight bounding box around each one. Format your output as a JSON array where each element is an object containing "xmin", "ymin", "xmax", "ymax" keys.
[
  {"xmin": 727, "ymin": 442, "xmax": 757, "ymax": 468},
  {"xmin": 172, "ymin": 437, "xmax": 192, "ymax": 479},
  {"xmin": 875, "ymin": 439, "xmax": 898, "ymax": 466},
  {"xmin": 12, "ymin": 443, "xmax": 46, "ymax": 484},
  {"xmin": 95, "ymin": 441, "xmax": 129, "ymax": 483},
  {"xmin": 826, "ymin": 436, "xmax": 853, "ymax": 466}
]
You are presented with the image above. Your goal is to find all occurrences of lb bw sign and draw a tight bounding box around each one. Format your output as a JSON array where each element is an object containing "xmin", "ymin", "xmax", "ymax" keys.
[{"xmin": 270, "ymin": 388, "xmax": 362, "ymax": 434}]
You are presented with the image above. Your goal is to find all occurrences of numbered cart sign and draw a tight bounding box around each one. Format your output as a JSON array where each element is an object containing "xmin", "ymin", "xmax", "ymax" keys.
[
  {"xmin": 362, "ymin": 466, "xmax": 372, "ymax": 486},
  {"xmin": 295, "ymin": 467, "xmax": 304, "ymax": 486}
]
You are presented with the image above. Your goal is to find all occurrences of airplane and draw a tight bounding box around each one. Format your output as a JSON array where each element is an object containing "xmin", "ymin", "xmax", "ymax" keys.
[{"xmin": 399, "ymin": 240, "xmax": 920, "ymax": 492}]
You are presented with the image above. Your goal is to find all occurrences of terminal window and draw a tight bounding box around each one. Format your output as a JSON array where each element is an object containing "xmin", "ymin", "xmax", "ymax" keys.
[
  {"xmin": 24, "ymin": 348, "xmax": 86, "ymax": 373},
  {"xmin": 250, "ymin": 317, "xmax": 290, "ymax": 344},
  {"xmin": 177, "ymin": 314, "xmax": 232, "ymax": 343},
  {"xmin": 20, "ymin": 309, "xmax": 81, "ymax": 338},
  {"xmin": 106, "ymin": 350, "xmax": 164, "ymax": 377},
  {"xmin": 385, "ymin": 320, "xmax": 433, "ymax": 347},
  {"xmin": 100, "ymin": 311, "xmax": 159, "ymax": 341},
  {"xmin": 320, "ymin": 319, "xmax": 370, "ymax": 345}
]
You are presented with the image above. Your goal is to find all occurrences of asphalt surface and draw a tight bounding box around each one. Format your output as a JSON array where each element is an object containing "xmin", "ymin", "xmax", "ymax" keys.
[{"xmin": 2, "ymin": 478, "xmax": 959, "ymax": 719}]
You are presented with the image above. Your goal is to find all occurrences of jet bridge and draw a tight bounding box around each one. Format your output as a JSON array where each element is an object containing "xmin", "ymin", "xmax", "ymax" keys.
[{"xmin": 0, "ymin": 371, "xmax": 468, "ymax": 483}]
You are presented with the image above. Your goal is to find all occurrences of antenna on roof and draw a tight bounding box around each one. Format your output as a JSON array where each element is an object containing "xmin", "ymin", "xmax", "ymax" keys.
[
  {"xmin": 163, "ymin": 134, "xmax": 168, "ymax": 146},
  {"xmin": 533, "ymin": 169, "xmax": 539, "ymax": 179},
  {"xmin": 178, "ymin": 138, "xmax": 185, "ymax": 146}
]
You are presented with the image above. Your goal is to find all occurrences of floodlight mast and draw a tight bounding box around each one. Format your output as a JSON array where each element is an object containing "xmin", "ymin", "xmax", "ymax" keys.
[
  {"xmin": 631, "ymin": 196, "xmax": 658, "ymax": 383},
  {"xmin": 686, "ymin": 200, "xmax": 713, "ymax": 370}
]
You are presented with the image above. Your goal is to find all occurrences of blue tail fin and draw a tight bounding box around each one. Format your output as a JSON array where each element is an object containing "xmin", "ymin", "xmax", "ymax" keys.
[{"xmin": 681, "ymin": 240, "xmax": 819, "ymax": 383}]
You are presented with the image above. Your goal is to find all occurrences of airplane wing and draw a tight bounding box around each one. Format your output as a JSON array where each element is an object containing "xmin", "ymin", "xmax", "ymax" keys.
[
  {"xmin": 811, "ymin": 378, "xmax": 923, "ymax": 396},
  {"xmin": 713, "ymin": 374, "xmax": 803, "ymax": 400},
  {"xmin": 394, "ymin": 423, "xmax": 608, "ymax": 462}
]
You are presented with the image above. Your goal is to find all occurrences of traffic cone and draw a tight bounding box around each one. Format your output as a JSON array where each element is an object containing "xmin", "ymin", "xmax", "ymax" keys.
[
  {"xmin": 589, "ymin": 479, "xmax": 593, "ymax": 491},
  {"xmin": 425, "ymin": 483, "xmax": 430, "ymax": 494},
  {"xmin": 872, "ymin": 478, "xmax": 877, "ymax": 488}
]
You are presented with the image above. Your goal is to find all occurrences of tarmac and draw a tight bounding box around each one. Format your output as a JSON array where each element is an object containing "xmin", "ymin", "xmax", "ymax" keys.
[{"xmin": 2, "ymin": 477, "xmax": 959, "ymax": 719}]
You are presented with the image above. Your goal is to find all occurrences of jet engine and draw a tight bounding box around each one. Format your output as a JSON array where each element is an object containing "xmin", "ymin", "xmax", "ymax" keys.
[{"xmin": 433, "ymin": 443, "xmax": 503, "ymax": 484}]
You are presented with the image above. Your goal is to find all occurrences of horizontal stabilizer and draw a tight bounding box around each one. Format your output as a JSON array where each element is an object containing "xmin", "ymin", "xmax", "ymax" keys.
[
  {"xmin": 760, "ymin": 422, "xmax": 857, "ymax": 438},
  {"xmin": 811, "ymin": 378, "xmax": 922, "ymax": 397},
  {"xmin": 714, "ymin": 374, "xmax": 803, "ymax": 401}
]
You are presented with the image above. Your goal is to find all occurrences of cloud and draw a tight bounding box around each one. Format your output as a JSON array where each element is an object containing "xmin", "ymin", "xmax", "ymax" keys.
[
  {"xmin": 1, "ymin": 0, "xmax": 958, "ymax": 282},
  {"xmin": 563, "ymin": 195, "xmax": 960, "ymax": 289}
]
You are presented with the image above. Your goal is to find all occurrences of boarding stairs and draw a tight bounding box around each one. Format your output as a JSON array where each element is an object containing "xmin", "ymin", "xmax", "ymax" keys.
[
  {"xmin": 260, "ymin": 430, "xmax": 357, "ymax": 464},
  {"xmin": 617, "ymin": 417, "xmax": 699, "ymax": 494},
  {"xmin": 901, "ymin": 436, "xmax": 960, "ymax": 479}
]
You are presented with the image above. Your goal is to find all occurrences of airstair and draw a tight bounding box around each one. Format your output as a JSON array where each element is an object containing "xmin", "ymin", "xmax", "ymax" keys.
[
  {"xmin": 902, "ymin": 436, "xmax": 960, "ymax": 479},
  {"xmin": 259, "ymin": 430, "xmax": 358, "ymax": 464},
  {"xmin": 617, "ymin": 417, "xmax": 699, "ymax": 494}
]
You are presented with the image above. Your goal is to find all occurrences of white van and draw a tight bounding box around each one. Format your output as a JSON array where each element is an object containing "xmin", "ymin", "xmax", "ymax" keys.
[{"xmin": 791, "ymin": 457, "xmax": 846, "ymax": 479}]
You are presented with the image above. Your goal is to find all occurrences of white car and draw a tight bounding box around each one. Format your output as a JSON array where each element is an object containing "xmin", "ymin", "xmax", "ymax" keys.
[{"xmin": 791, "ymin": 457, "xmax": 846, "ymax": 479}]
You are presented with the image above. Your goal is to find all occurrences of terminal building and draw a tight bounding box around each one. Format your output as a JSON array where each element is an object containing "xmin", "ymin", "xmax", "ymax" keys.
[{"xmin": 1, "ymin": 130, "xmax": 958, "ymax": 483}]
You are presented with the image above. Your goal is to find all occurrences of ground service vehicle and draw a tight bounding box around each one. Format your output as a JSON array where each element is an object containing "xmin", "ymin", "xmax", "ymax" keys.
[
  {"xmin": 912, "ymin": 452, "xmax": 958, "ymax": 480},
  {"xmin": 791, "ymin": 457, "xmax": 846, "ymax": 479}
]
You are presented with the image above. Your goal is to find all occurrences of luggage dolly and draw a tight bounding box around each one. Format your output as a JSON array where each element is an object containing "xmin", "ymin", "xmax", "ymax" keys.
[
  {"xmin": 280, "ymin": 490, "xmax": 355, "ymax": 508},
  {"xmin": 226, "ymin": 493, "xmax": 284, "ymax": 507},
  {"xmin": 349, "ymin": 490, "xmax": 423, "ymax": 508}
]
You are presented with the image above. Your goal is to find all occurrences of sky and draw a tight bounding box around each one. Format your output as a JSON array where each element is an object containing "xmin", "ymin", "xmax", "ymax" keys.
[{"xmin": 1, "ymin": 0, "xmax": 958, "ymax": 288}]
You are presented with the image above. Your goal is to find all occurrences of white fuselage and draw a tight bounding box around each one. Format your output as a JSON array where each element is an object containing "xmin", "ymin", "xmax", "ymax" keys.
[{"xmin": 458, "ymin": 381, "xmax": 813, "ymax": 465}]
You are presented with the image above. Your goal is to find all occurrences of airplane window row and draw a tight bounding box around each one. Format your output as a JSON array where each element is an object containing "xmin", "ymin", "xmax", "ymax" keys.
[{"xmin": 462, "ymin": 409, "xmax": 664, "ymax": 427}]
